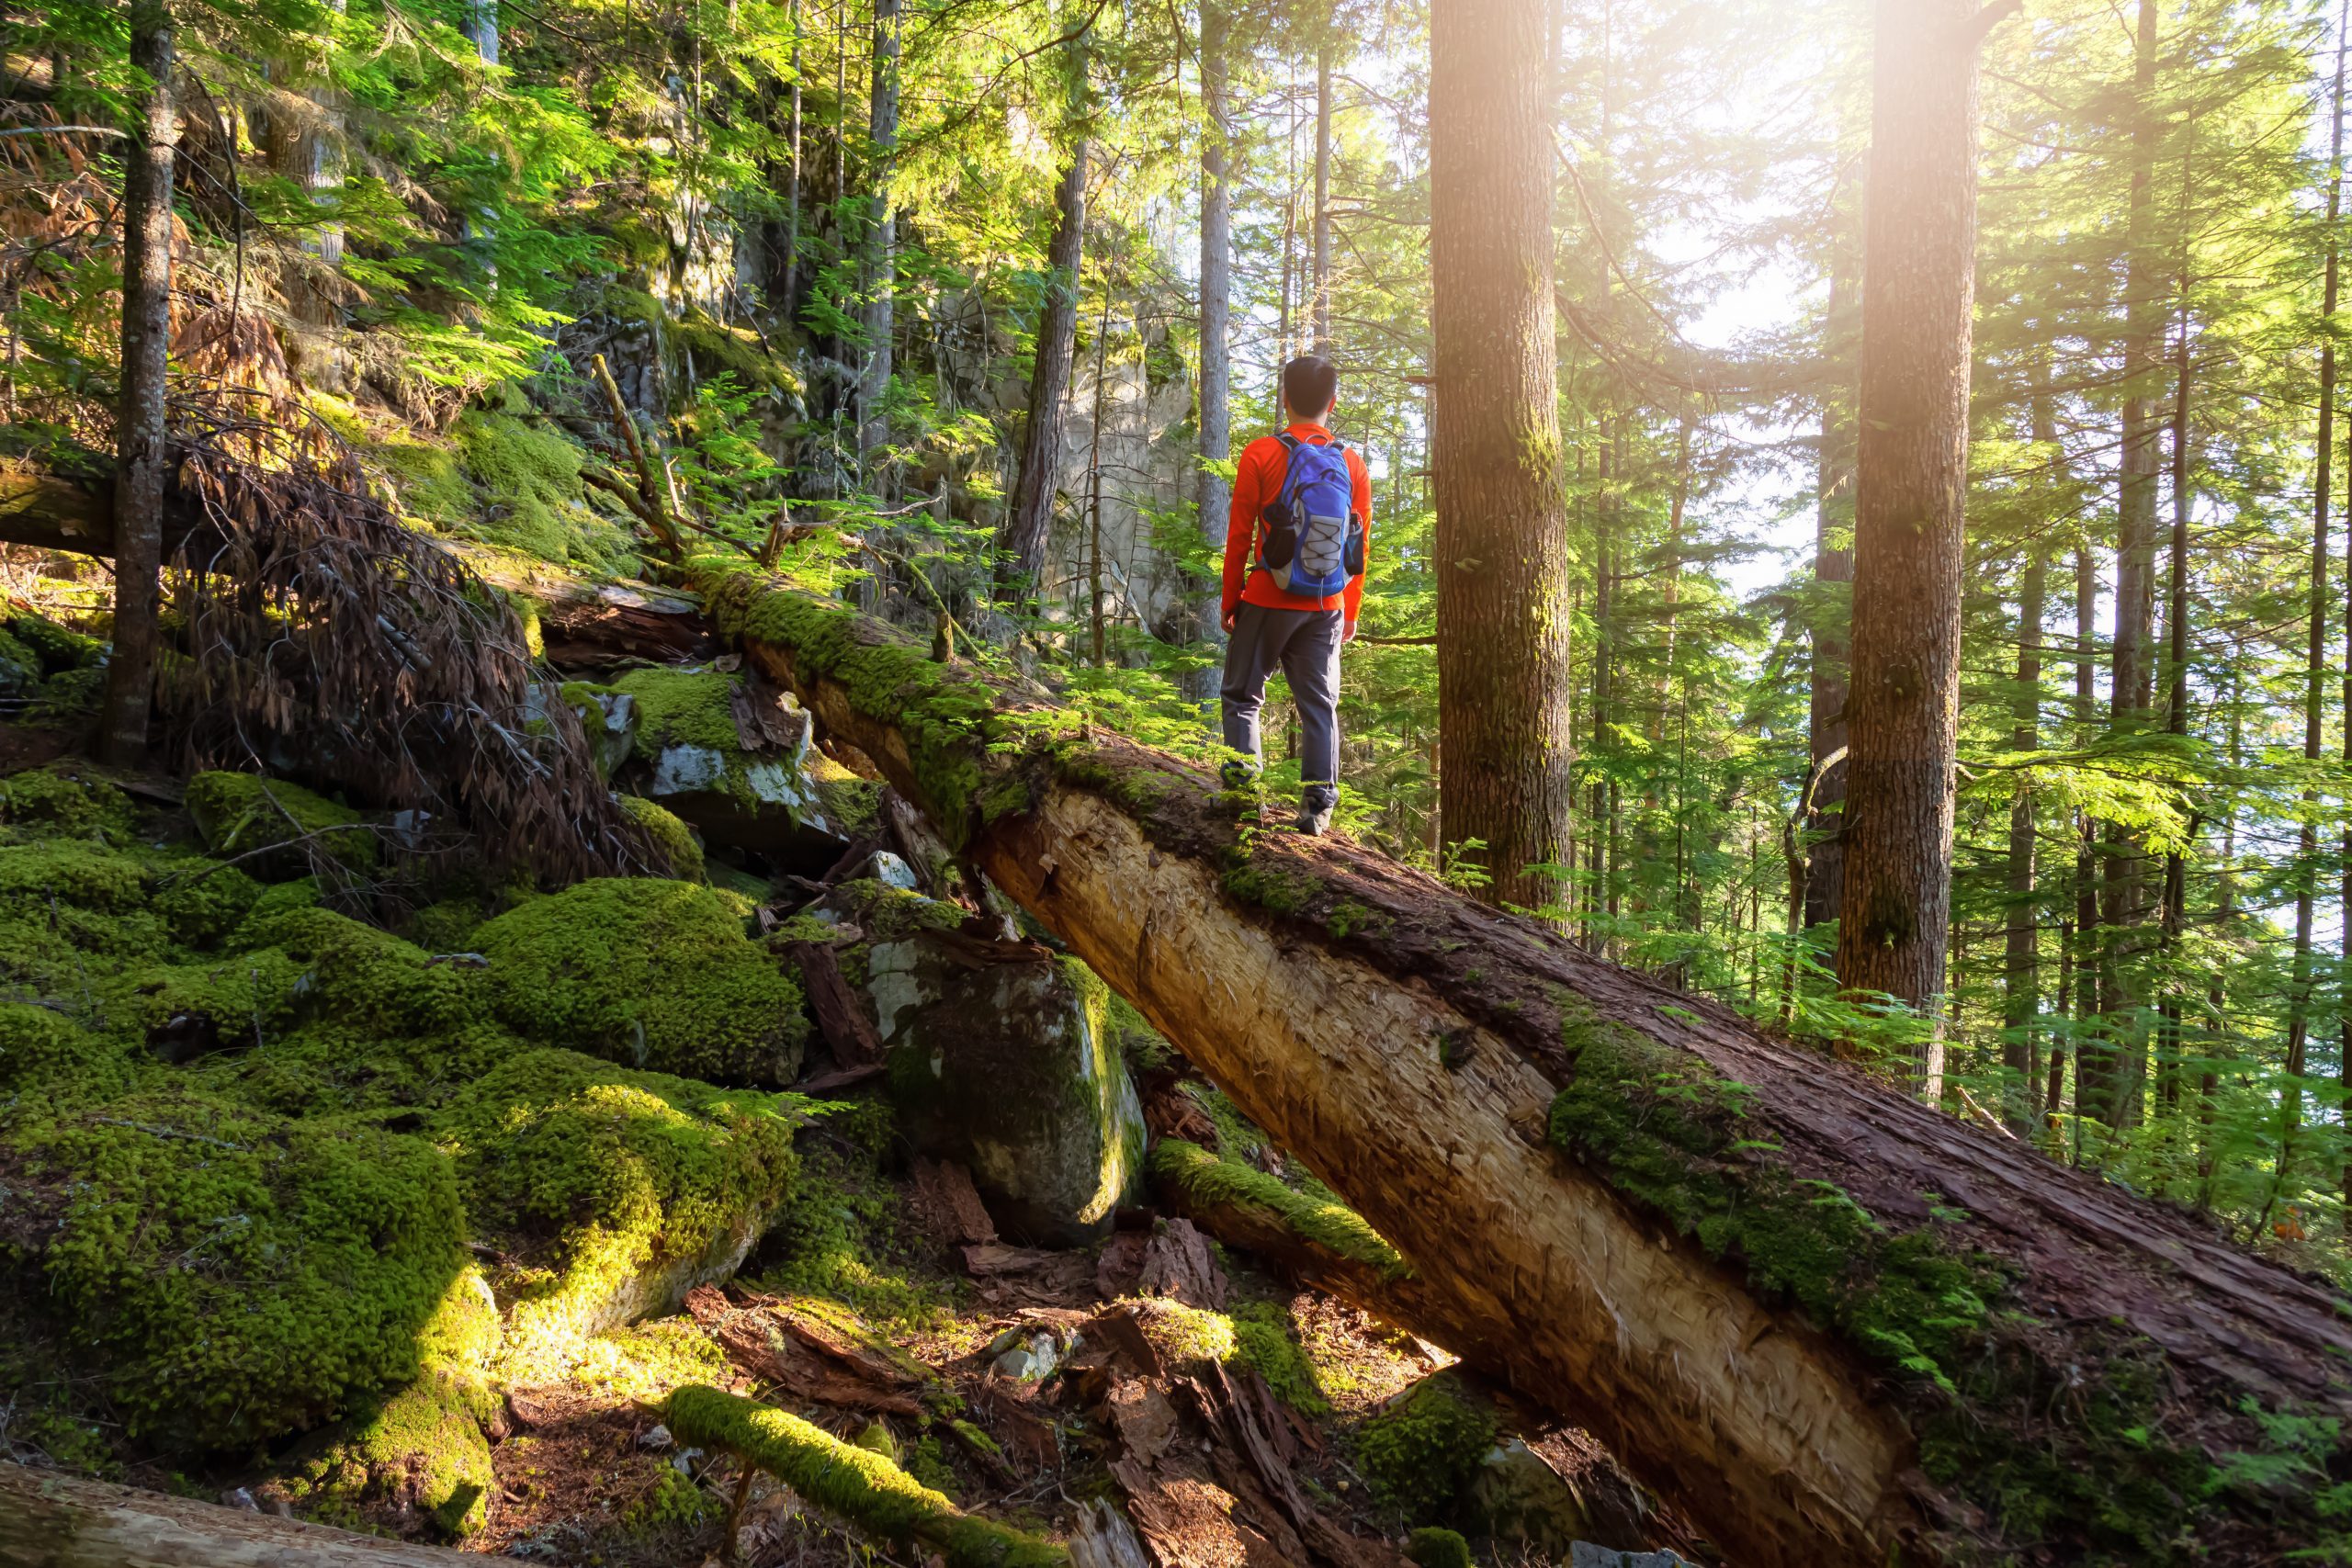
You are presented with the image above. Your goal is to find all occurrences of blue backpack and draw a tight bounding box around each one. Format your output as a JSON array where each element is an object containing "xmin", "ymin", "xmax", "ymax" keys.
[{"xmin": 1255, "ymin": 434, "xmax": 1366, "ymax": 598}]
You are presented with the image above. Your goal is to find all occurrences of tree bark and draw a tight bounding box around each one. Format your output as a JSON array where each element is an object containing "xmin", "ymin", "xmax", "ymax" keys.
[
  {"xmin": 695, "ymin": 560, "xmax": 2352, "ymax": 1568},
  {"xmin": 1002, "ymin": 145, "xmax": 1088, "ymax": 588},
  {"xmin": 858, "ymin": 0, "xmax": 901, "ymax": 468},
  {"xmin": 1429, "ymin": 0, "xmax": 1575, "ymax": 909},
  {"xmin": 1833, "ymin": 0, "xmax": 1989, "ymax": 1077},
  {"xmin": 98, "ymin": 0, "xmax": 178, "ymax": 769},
  {"xmin": 1193, "ymin": 1, "xmax": 1233, "ymax": 701},
  {"xmin": 0, "ymin": 1461, "xmax": 473, "ymax": 1566},
  {"xmin": 1806, "ymin": 175, "xmax": 1860, "ymax": 930}
]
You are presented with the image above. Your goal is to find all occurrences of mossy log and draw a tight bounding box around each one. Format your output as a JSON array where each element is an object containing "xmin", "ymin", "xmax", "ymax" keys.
[
  {"xmin": 0, "ymin": 1461, "xmax": 475, "ymax": 1566},
  {"xmin": 691, "ymin": 556, "xmax": 2352, "ymax": 1568}
]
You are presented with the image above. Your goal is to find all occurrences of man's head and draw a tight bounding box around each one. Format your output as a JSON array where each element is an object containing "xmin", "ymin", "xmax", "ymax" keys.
[{"xmin": 1281, "ymin": 355, "xmax": 1338, "ymax": 426}]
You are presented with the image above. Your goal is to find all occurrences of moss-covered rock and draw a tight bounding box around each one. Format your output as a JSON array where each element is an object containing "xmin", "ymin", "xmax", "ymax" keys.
[
  {"xmin": 474, "ymin": 877, "xmax": 805, "ymax": 1084},
  {"xmin": 303, "ymin": 1367, "xmax": 498, "ymax": 1540},
  {"xmin": 8, "ymin": 1086, "xmax": 468, "ymax": 1448},
  {"xmin": 612, "ymin": 665, "xmax": 843, "ymax": 868},
  {"xmin": 618, "ymin": 793, "xmax": 704, "ymax": 881},
  {"xmin": 0, "ymin": 761, "xmax": 138, "ymax": 842},
  {"xmin": 435, "ymin": 1047, "xmax": 802, "ymax": 1378},
  {"xmin": 1406, "ymin": 1527, "xmax": 1473, "ymax": 1568},
  {"xmin": 868, "ymin": 939, "xmax": 1144, "ymax": 1245},
  {"xmin": 6, "ymin": 609, "xmax": 104, "ymax": 674},
  {"xmin": 185, "ymin": 772, "xmax": 379, "ymax": 880},
  {"xmin": 0, "ymin": 838, "xmax": 174, "ymax": 999},
  {"xmin": 0, "ymin": 1001, "xmax": 127, "ymax": 1093},
  {"xmin": 151, "ymin": 860, "xmax": 265, "ymax": 948},
  {"xmin": 1357, "ymin": 1371, "xmax": 1500, "ymax": 1525}
]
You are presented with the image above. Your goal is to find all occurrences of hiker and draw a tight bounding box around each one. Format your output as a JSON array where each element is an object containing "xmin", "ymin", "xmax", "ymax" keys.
[{"xmin": 1219, "ymin": 354, "xmax": 1371, "ymax": 836}]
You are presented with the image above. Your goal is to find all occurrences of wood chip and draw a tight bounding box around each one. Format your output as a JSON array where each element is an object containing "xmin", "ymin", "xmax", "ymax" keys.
[{"xmin": 912, "ymin": 1157, "xmax": 999, "ymax": 1247}]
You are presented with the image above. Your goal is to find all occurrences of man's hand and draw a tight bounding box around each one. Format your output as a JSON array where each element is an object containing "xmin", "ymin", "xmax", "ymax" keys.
[
  {"xmin": 1341, "ymin": 620, "xmax": 1359, "ymax": 644},
  {"xmin": 1222, "ymin": 609, "xmax": 1238, "ymax": 634}
]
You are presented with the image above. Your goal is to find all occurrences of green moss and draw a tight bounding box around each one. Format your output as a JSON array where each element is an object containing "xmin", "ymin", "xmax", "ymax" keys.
[
  {"xmin": 1229, "ymin": 1301, "xmax": 1331, "ymax": 1417},
  {"xmin": 12, "ymin": 1086, "xmax": 467, "ymax": 1447},
  {"xmin": 185, "ymin": 772, "xmax": 379, "ymax": 879},
  {"xmin": 401, "ymin": 897, "xmax": 488, "ymax": 954},
  {"xmin": 1220, "ymin": 848, "xmax": 1318, "ymax": 917},
  {"xmin": 1406, "ymin": 1528, "xmax": 1473, "ymax": 1568},
  {"xmin": 0, "ymin": 838, "xmax": 173, "ymax": 1000},
  {"xmin": 311, "ymin": 1369, "xmax": 496, "ymax": 1539},
  {"xmin": 612, "ymin": 665, "xmax": 743, "ymax": 752},
  {"xmin": 618, "ymin": 794, "xmax": 705, "ymax": 881},
  {"xmin": 833, "ymin": 877, "xmax": 967, "ymax": 941},
  {"xmin": 1151, "ymin": 1139, "xmax": 1407, "ymax": 1280},
  {"xmin": 816, "ymin": 772, "xmax": 886, "ymax": 837},
  {"xmin": 449, "ymin": 411, "xmax": 634, "ymax": 572},
  {"xmin": 667, "ymin": 1386, "xmax": 1067, "ymax": 1568},
  {"xmin": 761, "ymin": 1134, "xmax": 956, "ymax": 1330},
  {"xmin": 1356, "ymin": 1371, "xmax": 1498, "ymax": 1524},
  {"xmin": 695, "ymin": 563, "xmax": 1006, "ymax": 845},
  {"xmin": 625, "ymin": 1461, "xmax": 712, "ymax": 1530},
  {"xmin": 25, "ymin": 664, "xmax": 105, "ymax": 725},
  {"xmin": 6, "ymin": 610, "xmax": 104, "ymax": 673},
  {"xmin": 0, "ymin": 627, "xmax": 40, "ymax": 695},
  {"xmin": 672, "ymin": 305, "xmax": 801, "ymax": 397},
  {"xmin": 435, "ymin": 1047, "xmax": 801, "ymax": 1377},
  {"xmin": 0, "ymin": 1001, "xmax": 122, "ymax": 1092},
  {"xmin": 0, "ymin": 761, "xmax": 138, "ymax": 842},
  {"xmin": 474, "ymin": 877, "xmax": 805, "ymax": 1084},
  {"xmin": 906, "ymin": 1433, "xmax": 961, "ymax": 1501},
  {"xmin": 151, "ymin": 861, "xmax": 265, "ymax": 948}
]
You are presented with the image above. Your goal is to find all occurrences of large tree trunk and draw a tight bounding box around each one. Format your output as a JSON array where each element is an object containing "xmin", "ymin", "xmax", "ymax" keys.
[
  {"xmin": 1832, "ymin": 0, "xmax": 1988, "ymax": 1071},
  {"xmin": 1193, "ymin": 1, "xmax": 1233, "ymax": 701},
  {"xmin": 858, "ymin": 0, "xmax": 901, "ymax": 469},
  {"xmin": 1002, "ymin": 146, "xmax": 1088, "ymax": 588},
  {"xmin": 0, "ymin": 1461, "xmax": 472, "ymax": 1566},
  {"xmin": 693, "ymin": 558, "xmax": 2352, "ymax": 1568},
  {"xmin": 98, "ymin": 0, "xmax": 178, "ymax": 769},
  {"xmin": 1428, "ymin": 0, "xmax": 1575, "ymax": 909}
]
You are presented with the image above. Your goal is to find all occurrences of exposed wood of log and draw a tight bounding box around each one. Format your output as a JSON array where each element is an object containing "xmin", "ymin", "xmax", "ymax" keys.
[
  {"xmin": 0, "ymin": 465, "xmax": 711, "ymax": 666},
  {"xmin": 693, "ymin": 558, "xmax": 2352, "ymax": 1568},
  {"xmin": 0, "ymin": 1461, "xmax": 474, "ymax": 1567}
]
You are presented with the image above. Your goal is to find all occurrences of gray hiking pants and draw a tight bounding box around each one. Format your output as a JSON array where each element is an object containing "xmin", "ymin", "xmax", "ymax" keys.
[{"xmin": 1221, "ymin": 602, "xmax": 1341, "ymax": 786}]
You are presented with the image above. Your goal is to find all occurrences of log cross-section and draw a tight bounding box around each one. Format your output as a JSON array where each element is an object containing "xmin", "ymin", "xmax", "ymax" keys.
[{"xmin": 694, "ymin": 557, "xmax": 2352, "ymax": 1568}]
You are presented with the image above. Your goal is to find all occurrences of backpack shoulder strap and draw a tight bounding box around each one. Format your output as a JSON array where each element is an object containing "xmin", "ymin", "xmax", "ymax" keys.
[{"xmin": 1274, "ymin": 432, "xmax": 1300, "ymax": 451}]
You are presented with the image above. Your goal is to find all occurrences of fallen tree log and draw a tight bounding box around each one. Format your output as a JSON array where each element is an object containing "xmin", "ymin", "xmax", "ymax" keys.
[
  {"xmin": 0, "ymin": 462, "xmax": 710, "ymax": 666},
  {"xmin": 0, "ymin": 1461, "xmax": 474, "ymax": 1567},
  {"xmin": 692, "ymin": 554, "xmax": 2352, "ymax": 1568}
]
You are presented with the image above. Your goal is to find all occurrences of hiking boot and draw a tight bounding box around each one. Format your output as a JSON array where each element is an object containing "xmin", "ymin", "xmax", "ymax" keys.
[
  {"xmin": 1219, "ymin": 759, "xmax": 1260, "ymax": 793},
  {"xmin": 1296, "ymin": 784, "xmax": 1338, "ymax": 837}
]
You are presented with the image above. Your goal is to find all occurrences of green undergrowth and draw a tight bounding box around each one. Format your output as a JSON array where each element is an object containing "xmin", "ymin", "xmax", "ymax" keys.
[
  {"xmin": 1150, "ymin": 1137, "xmax": 1408, "ymax": 1280},
  {"xmin": 186, "ymin": 770, "xmax": 380, "ymax": 878},
  {"xmin": 1120, "ymin": 1295, "xmax": 1331, "ymax": 1419},
  {"xmin": 695, "ymin": 559, "xmax": 1006, "ymax": 843},
  {"xmin": 474, "ymin": 877, "xmax": 806, "ymax": 1084},
  {"xmin": 0, "ymin": 608, "xmax": 107, "ymax": 724},
  {"xmin": 758, "ymin": 1097, "xmax": 960, "ymax": 1330},
  {"xmin": 667, "ymin": 1385, "xmax": 1066, "ymax": 1568},
  {"xmin": 1545, "ymin": 1000, "xmax": 2311, "ymax": 1560}
]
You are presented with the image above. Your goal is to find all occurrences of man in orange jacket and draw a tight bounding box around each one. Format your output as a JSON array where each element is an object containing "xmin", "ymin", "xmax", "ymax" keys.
[{"xmin": 1218, "ymin": 355, "xmax": 1371, "ymax": 836}]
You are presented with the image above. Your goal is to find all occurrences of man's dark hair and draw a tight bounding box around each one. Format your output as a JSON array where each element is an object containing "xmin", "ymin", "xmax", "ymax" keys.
[{"xmin": 1282, "ymin": 355, "xmax": 1338, "ymax": 422}]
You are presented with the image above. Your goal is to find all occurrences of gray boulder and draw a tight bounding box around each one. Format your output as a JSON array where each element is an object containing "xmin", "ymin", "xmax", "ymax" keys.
[
  {"xmin": 1464, "ymin": 1440, "xmax": 1593, "ymax": 1560},
  {"xmin": 1568, "ymin": 1547, "xmax": 1690, "ymax": 1568},
  {"xmin": 844, "ymin": 891, "xmax": 1146, "ymax": 1245}
]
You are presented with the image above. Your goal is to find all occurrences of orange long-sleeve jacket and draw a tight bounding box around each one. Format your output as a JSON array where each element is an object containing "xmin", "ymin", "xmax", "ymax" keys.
[{"xmin": 1220, "ymin": 420, "xmax": 1372, "ymax": 625}]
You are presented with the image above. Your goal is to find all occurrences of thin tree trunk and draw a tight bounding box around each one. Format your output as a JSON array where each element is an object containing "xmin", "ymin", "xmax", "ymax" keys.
[
  {"xmin": 2156, "ymin": 146, "xmax": 2197, "ymax": 1126},
  {"xmin": 1806, "ymin": 175, "xmax": 1860, "ymax": 931},
  {"xmin": 1311, "ymin": 26, "xmax": 1333, "ymax": 355},
  {"xmin": 1430, "ymin": 0, "xmax": 1575, "ymax": 909},
  {"xmin": 1086, "ymin": 283, "xmax": 1114, "ymax": 665},
  {"xmin": 98, "ymin": 0, "xmax": 178, "ymax": 768},
  {"xmin": 1833, "ymin": 0, "xmax": 1994, "ymax": 1095},
  {"xmin": 1001, "ymin": 146, "xmax": 1088, "ymax": 588},
  {"xmin": 857, "ymin": 0, "xmax": 901, "ymax": 468},
  {"xmin": 2003, "ymin": 547, "xmax": 2046, "ymax": 1131},
  {"xmin": 1194, "ymin": 1, "xmax": 1233, "ymax": 701},
  {"xmin": 2071, "ymin": 546, "xmax": 2100, "ymax": 1148},
  {"xmin": 783, "ymin": 0, "xmax": 804, "ymax": 306},
  {"xmin": 2088, "ymin": 0, "xmax": 2165, "ymax": 1134},
  {"xmin": 2287, "ymin": 10, "xmax": 2346, "ymax": 1141}
]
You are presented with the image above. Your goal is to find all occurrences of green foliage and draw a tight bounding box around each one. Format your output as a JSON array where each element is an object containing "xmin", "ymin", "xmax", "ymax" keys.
[
  {"xmin": 667, "ymin": 1386, "xmax": 1068, "ymax": 1568},
  {"xmin": 473, "ymin": 877, "xmax": 806, "ymax": 1084}
]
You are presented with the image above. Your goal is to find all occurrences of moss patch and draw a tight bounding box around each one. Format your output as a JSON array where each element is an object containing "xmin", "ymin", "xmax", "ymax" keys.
[
  {"xmin": 185, "ymin": 772, "xmax": 379, "ymax": 879},
  {"xmin": 1356, "ymin": 1371, "xmax": 1498, "ymax": 1525},
  {"xmin": 668, "ymin": 1385, "xmax": 1066, "ymax": 1568},
  {"xmin": 0, "ymin": 761, "xmax": 138, "ymax": 842},
  {"xmin": 1150, "ymin": 1138, "xmax": 1408, "ymax": 1280},
  {"xmin": 474, "ymin": 877, "xmax": 806, "ymax": 1085},
  {"xmin": 617, "ymin": 794, "xmax": 704, "ymax": 882}
]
